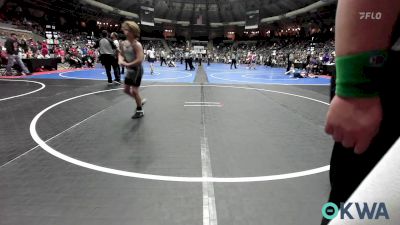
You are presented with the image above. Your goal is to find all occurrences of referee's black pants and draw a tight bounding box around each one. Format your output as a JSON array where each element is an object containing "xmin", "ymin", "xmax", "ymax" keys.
[
  {"xmin": 321, "ymin": 73, "xmax": 400, "ymax": 224},
  {"xmin": 101, "ymin": 54, "xmax": 120, "ymax": 83}
]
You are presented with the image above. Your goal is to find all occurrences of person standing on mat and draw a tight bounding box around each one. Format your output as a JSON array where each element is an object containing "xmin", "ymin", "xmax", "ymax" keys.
[
  {"xmin": 249, "ymin": 51, "xmax": 257, "ymax": 70},
  {"xmin": 322, "ymin": 0, "xmax": 400, "ymax": 224},
  {"xmin": 287, "ymin": 52, "xmax": 294, "ymax": 72},
  {"xmin": 198, "ymin": 53, "xmax": 202, "ymax": 66},
  {"xmin": 189, "ymin": 49, "xmax": 196, "ymax": 70},
  {"xmin": 184, "ymin": 49, "xmax": 190, "ymax": 70},
  {"xmin": 111, "ymin": 32, "xmax": 124, "ymax": 75},
  {"xmin": 180, "ymin": 52, "xmax": 183, "ymax": 64},
  {"xmin": 160, "ymin": 50, "xmax": 167, "ymax": 67},
  {"xmin": 146, "ymin": 47, "xmax": 156, "ymax": 75},
  {"xmin": 231, "ymin": 50, "xmax": 237, "ymax": 69},
  {"xmin": 95, "ymin": 30, "xmax": 121, "ymax": 85},
  {"xmin": 119, "ymin": 21, "xmax": 146, "ymax": 119}
]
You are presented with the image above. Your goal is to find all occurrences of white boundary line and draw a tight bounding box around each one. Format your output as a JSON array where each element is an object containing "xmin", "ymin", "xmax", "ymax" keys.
[
  {"xmin": 59, "ymin": 69, "xmax": 193, "ymax": 81},
  {"xmin": 201, "ymin": 99, "xmax": 218, "ymax": 225},
  {"xmin": 0, "ymin": 79, "xmax": 46, "ymax": 102},
  {"xmin": 0, "ymin": 109, "xmax": 107, "ymax": 169},
  {"xmin": 204, "ymin": 66, "xmax": 268, "ymax": 71},
  {"xmin": 58, "ymin": 69, "xmax": 95, "ymax": 79},
  {"xmin": 204, "ymin": 65, "xmax": 285, "ymax": 71},
  {"xmin": 102, "ymin": 71, "xmax": 162, "ymax": 76},
  {"xmin": 209, "ymin": 71, "xmax": 330, "ymax": 86},
  {"xmin": 29, "ymin": 84, "xmax": 330, "ymax": 183},
  {"xmin": 242, "ymin": 74, "xmax": 300, "ymax": 81},
  {"xmin": 184, "ymin": 105, "xmax": 222, "ymax": 107},
  {"xmin": 185, "ymin": 102, "xmax": 221, "ymax": 104}
]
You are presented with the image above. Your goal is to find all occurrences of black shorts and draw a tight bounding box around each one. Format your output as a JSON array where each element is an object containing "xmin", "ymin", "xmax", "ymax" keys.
[
  {"xmin": 125, "ymin": 76, "xmax": 142, "ymax": 87},
  {"xmin": 148, "ymin": 58, "xmax": 155, "ymax": 63},
  {"xmin": 124, "ymin": 67, "xmax": 143, "ymax": 87}
]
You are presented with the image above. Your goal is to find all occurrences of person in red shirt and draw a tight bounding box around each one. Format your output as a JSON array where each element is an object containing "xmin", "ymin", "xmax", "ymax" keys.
[
  {"xmin": 88, "ymin": 48, "xmax": 94, "ymax": 57},
  {"xmin": 41, "ymin": 40, "xmax": 47, "ymax": 50},
  {"xmin": 53, "ymin": 47, "xmax": 60, "ymax": 57},
  {"xmin": 59, "ymin": 48, "xmax": 65, "ymax": 63},
  {"xmin": 41, "ymin": 46, "xmax": 48, "ymax": 57}
]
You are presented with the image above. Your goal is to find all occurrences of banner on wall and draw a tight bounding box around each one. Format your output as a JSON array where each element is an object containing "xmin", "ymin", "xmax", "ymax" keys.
[
  {"xmin": 141, "ymin": 6, "xmax": 155, "ymax": 26},
  {"xmin": 245, "ymin": 10, "xmax": 259, "ymax": 30}
]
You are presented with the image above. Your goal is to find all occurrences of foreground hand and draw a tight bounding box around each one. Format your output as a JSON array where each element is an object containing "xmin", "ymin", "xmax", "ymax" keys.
[
  {"xmin": 118, "ymin": 55, "xmax": 125, "ymax": 65},
  {"xmin": 119, "ymin": 60, "xmax": 128, "ymax": 66},
  {"xmin": 325, "ymin": 96, "xmax": 382, "ymax": 154}
]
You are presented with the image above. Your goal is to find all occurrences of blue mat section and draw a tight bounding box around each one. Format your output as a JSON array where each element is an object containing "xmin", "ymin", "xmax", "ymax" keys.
[
  {"xmin": 25, "ymin": 62, "xmax": 330, "ymax": 85},
  {"xmin": 203, "ymin": 63, "xmax": 330, "ymax": 85},
  {"xmin": 27, "ymin": 62, "xmax": 196, "ymax": 83}
]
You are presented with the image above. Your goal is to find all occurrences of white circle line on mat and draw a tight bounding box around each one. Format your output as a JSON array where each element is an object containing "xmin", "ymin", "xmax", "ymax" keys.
[
  {"xmin": 209, "ymin": 71, "xmax": 329, "ymax": 86},
  {"xmin": 0, "ymin": 79, "xmax": 46, "ymax": 102},
  {"xmin": 241, "ymin": 74, "xmax": 299, "ymax": 81},
  {"xmin": 30, "ymin": 84, "xmax": 330, "ymax": 182},
  {"xmin": 60, "ymin": 70, "xmax": 192, "ymax": 81}
]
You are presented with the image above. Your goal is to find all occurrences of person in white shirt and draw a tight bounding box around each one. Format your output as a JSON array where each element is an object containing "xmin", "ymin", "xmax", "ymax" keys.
[
  {"xmin": 18, "ymin": 47, "xmax": 26, "ymax": 59},
  {"xmin": 110, "ymin": 32, "xmax": 120, "ymax": 51},
  {"xmin": 184, "ymin": 50, "xmax": 190, "ymax": 70},
  {"xmin": 146, "ymin": 47, "xmax": 156, "ymax": 75},
  {"xmin": 111, "ymin": 32, "xmax": 124, "ymax": 74},
  {"xmin": 36, "ymin": 52, "xmax": 44, "ymax": 59},
  {"xmin": 249, "ymin": 51, "xmax": 257, "ymax": 70}
]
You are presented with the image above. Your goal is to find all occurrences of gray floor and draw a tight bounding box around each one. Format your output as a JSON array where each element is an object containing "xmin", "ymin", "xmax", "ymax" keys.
[{"xmin": 0, "ymin": 75, "xmax": 332, "ymax": 225}]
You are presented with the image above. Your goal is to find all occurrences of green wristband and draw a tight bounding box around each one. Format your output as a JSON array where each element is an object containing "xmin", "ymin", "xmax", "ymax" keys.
[{"xmin": 335, "ymin": 50, "xmax": 388, "ymax": 98}]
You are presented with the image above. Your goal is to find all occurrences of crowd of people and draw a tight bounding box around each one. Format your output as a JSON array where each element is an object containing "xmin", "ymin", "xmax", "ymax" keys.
[
  {"xmin": 204, "ymin": 36, "xmax": 335, "ymax": 75},
  {"xmin": 0, "ymin": 0, "xmax": 336, "ymax": 77},
  {"xmin": 1, "ymin": 37, "xmax": 97, "ymax": 75},
  {"xmin": 1, "ymin": 27, "xmax": 336, "ymax": 77},
  {"xmin": 0, "ymin": 4, "xmax": 335, "ymax": 77}
]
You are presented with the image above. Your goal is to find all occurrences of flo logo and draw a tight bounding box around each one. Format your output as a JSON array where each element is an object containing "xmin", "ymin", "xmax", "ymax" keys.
[
  {"xmin": 322, "ymin": 202, "xmax": 390, "ymax": 220},
  {"xmin": 359, "ymin": 12, "xmax": 382, "ymax": 20}
]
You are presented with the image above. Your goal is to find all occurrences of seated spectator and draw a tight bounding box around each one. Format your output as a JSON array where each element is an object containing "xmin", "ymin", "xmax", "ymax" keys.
[
  {"xmin": 36, "ymin": 51, "xmax": 45, "ymax": 59},
  {"xmin": 82, "ymin": 54, "xmax": 94, "ymax": 68},
  {"xmin": 53, "ymin": 47, "xmax": 60, "ymax": 57},
  {"xmin": 41, "ymin": 46, "xmax": 49, "ymax": 57},
  {"xmin": 59, "ymin": 48, "xmax": 66, "ymax": 63},
  {"xmin": 322, "ymin": 52, "xmax": 330, "ymax": 64},
  {"xmin": 26, "ymin": 49, "xmax": 33, "ymax": 59},
  {"xmin": 19, "ymin": 47, "xmax": 27, "ymax": 59},
  {"xmin": 1, "ymin": 46, "xmax": 7, "ymax": 65},
  {"xmin": 69, "ymin": 55, "xmax": 82, "ymax": 68}
]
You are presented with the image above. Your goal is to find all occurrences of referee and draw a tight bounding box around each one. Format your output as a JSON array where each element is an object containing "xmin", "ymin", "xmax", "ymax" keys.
[
  {"xmin": 95, "ymin": 30, "xmax": 121, "ymax": 85},
  {"xmin": 322, "ymin": 0, "xmax": 400, "ymax": 224}
]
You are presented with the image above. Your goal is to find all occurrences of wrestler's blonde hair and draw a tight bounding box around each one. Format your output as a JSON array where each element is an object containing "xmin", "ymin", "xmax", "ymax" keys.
[{"xmin": 121, "ymin": 21, "xmax": 140, "ymax": 38}]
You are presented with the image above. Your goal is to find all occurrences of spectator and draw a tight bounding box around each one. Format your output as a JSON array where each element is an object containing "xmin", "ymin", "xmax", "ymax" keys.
[
  {"xmin": 41, "ymin": 45, "xmax": 49, "ymax": 57},
  {"xmin": 36, "ymin": 50, "xmax": 45, "ymax": 59},
  {"xmin": 110, "ymin": 32, "xmax": 125, "ymax": 74},
  {"xmin": 4, "ymin": 33, "xmax": 31, "ymax": 76}
]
